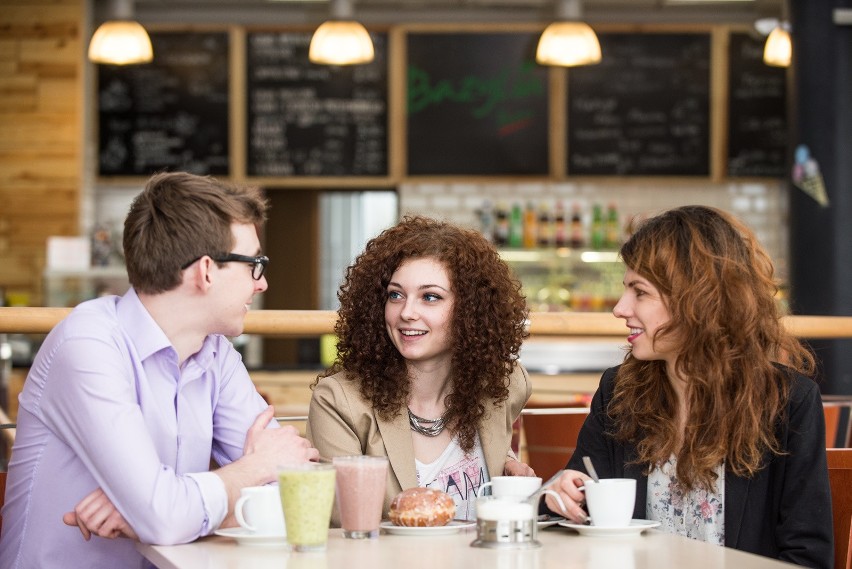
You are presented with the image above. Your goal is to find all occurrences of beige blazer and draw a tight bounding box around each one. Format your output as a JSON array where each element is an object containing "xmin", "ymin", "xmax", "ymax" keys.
[{"xmin": 306, "ymin": 364, "xmax": 532, "ymax": 516}]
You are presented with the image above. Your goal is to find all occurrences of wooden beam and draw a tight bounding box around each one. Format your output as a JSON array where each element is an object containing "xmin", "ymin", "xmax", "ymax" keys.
[{"xmin": 2, "ymin": 307, "xmax": 852, "ymax": 339}]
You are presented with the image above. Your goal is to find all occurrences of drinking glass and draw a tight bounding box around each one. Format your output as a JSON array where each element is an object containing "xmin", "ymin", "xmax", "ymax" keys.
[
  {"xmin": 333, "ymin": 455, "xmax": 388, "ymax": 539},
  {"xmin": 278, "ymin": 463, "xmax": 336, "ymax": 551}
]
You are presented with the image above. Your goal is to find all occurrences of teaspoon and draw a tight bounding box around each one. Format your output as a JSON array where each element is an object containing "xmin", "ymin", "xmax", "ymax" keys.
[{"xmin": 582, "ymin": 456, "xmax": 601, "ymax": 482}]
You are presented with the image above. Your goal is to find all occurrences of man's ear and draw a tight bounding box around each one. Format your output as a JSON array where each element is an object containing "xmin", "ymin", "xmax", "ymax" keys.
[
  {"xmin": 184, "ymin": 256, "xmax": 214, "ymax": 290},
  {"xmin": 200, "ymin": 256, "xmax": 215, "ymax": 287}
]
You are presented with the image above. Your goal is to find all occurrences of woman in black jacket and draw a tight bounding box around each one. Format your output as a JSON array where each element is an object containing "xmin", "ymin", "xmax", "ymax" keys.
[{"xmin": 546, "ymin": 205, "xmax": 832, "ymax": 569}]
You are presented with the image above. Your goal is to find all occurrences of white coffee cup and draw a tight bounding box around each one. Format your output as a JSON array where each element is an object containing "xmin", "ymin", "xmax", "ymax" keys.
[
  {"xmin": 583, "ymin": 478, "xmax": 636, "ymax": 528},
  {"xmin": 234, "ymin": 485, "xmax": 287, "ymax": 536},
  {"xmin": 478, "ymin": 476, "xmax": 543, "ymax": 501}
]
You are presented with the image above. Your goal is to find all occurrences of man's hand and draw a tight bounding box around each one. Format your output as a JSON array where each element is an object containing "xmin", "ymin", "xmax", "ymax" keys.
[
  {"xmin": 63, "ymin": 488, "xmax": 138, "ymax": 541},
  {"xmin": 242, "ymin": 405, "xmax": 320, "ymax": 480},
  {"xmin": 215, "ymin": 405, "xmax": 320, "ymax": 528}
]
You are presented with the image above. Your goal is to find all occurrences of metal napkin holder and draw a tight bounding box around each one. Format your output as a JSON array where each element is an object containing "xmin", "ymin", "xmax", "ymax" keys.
[
  {"xmin": 470, "ymin": 493, "xmax": 543, "ymax": 550},
  {"xmin": 470, "ymin": 516, "xmax": 541, "ymax": 549}
]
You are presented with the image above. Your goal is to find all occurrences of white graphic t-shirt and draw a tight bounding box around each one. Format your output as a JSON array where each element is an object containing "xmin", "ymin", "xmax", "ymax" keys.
[{"xmin": 415, "ymin": 434, "xmax": 489, "ymax": 521}]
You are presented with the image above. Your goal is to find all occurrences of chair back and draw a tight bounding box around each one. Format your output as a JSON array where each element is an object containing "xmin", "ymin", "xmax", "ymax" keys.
[
  {"xmin": 520, "ymin": 402, "xmax": 589, "ymax": 481},
  {"xmin": 826, "ymin": 405, "xmax": 842, "ymax": 447},
  {"xmin": 827, "ymin": 448, "xmax": 852, "ymax": 569},
  {"xmin": 824, "ymin": 398, "xmax": 852, "ymax": 448}
]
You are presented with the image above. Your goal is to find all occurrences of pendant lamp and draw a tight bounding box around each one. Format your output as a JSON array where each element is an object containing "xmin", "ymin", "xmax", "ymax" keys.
[
  {"xmin": 763, "ymin": 24, "xmax": 792, "ymax": 67},
  {"xmin": 536, "ymin": 0, "xmax": 601, "ymax": 67},
  {"xmin": 309, "ymin": 0, "xmax": 374, "ymax": 66},
  {"xmin": 88, "ymin": 0, "xmax": 153, "ymax": 65}
]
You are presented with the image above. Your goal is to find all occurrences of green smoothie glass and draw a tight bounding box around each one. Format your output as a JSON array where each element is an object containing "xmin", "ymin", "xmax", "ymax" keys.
[{"xmin": 278, "ymin": 462, "xmax": 336, "ymax": 552}]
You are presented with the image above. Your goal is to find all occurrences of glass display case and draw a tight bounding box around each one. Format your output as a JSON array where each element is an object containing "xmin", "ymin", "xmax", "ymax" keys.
[
  {"xmin": 499, "ymin": 248, "xmax": 624, "ymax": 313},
  {"xmin": 43, "ymin": 267, "xmax": 130, "ymax": 307}
]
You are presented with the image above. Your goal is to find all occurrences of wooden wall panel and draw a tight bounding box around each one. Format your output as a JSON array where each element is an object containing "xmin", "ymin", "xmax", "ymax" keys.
[{"xmin": 0, "ymin": 0, "xmax": 82, "ymax": 306}]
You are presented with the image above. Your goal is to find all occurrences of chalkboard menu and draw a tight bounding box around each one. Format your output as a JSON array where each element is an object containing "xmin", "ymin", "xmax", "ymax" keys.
[
  {"xmin": 246, "ymin": 32, "xmax": 388, "ymax": 177},
  {"xmin": 727, "ymin": 33, "xmax": 788, "ymax": 177},
  {"xmin": 567, "ymin": 33, "xmax": 711, "ymax": 176},
  {"xmin": 97, "ymin": 32, "xmax": 229, "ymax": 176},
  {"xmin": 406, "ymin": 33, "xmax": 549, "ymax": 176}
]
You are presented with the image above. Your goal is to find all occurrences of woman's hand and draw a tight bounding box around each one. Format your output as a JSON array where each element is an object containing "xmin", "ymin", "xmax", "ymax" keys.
[
  {"xmin": 503, "ymin": 457, "xmax": 536, "ymax": 477},
  {"xmin": 544, "ymin": 469, "xmax": 591, "ymax": 524}
]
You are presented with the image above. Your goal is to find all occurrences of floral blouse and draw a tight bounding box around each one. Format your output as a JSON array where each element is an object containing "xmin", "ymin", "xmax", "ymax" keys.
[{"xmin": 646, "ymin": 456, "xmax": 725, "ymax": 545}]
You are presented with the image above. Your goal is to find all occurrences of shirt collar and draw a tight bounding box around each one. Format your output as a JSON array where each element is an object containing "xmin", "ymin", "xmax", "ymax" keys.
[
  {"xmin": 116, "ymin": 287, "xmax": 173, "ymax": 361},
  {"xmin": 116, "ymin": 287, "xmax": 220, "ymax": 371}
]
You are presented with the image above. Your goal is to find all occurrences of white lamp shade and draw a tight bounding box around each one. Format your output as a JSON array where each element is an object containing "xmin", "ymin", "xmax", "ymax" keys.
[
  {"xmin": 536, "ymin": 21, "xmax": 602, "ymax": 67},
  {"xmin": 88, "ymin": 20, "xmax": 153, "ymax": 65},
  {"xmin": 309, "ymin": 20, "xmax": 374, "ymax": 65},
  {"xmin": 763, "ymin": 26, "xmax": 791, "ymax": 67}
]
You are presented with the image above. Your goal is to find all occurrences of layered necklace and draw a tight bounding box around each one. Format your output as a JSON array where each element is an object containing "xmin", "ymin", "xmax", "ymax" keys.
[{"xmin": 408, "ymin": 408, "xmax": 447, "ymax": 437}]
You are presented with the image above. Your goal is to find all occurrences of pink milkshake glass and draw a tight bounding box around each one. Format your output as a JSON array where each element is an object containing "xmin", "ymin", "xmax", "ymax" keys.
[{"xmin": 332, "ymin": 455, "xmax": 389, "ymax": 539}]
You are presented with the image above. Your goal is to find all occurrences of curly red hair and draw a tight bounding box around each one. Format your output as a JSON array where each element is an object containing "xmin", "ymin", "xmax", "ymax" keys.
[{"xmin": 315, "ymin": 216, "xmax": 528, "ymax": 452}]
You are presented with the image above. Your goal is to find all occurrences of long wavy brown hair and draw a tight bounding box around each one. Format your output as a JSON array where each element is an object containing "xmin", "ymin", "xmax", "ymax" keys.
[
  {"xmin": 610, "ymin": 205, "xmax": 815, "ymax": 491},
  {"xmin": 314, "ymin": 216, "xmax": 528, "ymax": 452}
]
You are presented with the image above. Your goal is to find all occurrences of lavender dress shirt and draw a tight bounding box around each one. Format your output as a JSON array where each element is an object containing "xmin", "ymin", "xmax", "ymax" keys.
[{"xmin": 0, "ymin": 288, "xmax": 269, "ymax": 569}]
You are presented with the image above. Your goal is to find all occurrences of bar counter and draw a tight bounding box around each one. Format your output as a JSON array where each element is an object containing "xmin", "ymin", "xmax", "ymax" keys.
[{"xmin": 138, "ymin": 525, "xmax": 795, "ymax": 569}]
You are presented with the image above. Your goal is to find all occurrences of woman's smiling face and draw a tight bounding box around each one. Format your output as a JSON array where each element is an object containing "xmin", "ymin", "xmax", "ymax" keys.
[
  {"xmin": 384, "ymin": 257, "xmax": 455, "ymax": 368},
  {"xmin": 612, "ymin": 268, "xmax": 676, "ymax": 366}
]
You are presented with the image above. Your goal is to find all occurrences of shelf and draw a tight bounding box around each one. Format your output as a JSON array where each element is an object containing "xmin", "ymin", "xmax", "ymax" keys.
[
  {"xmin": 43, "ymin": 266, "xmax": 128, "ymax": 279},
  {"xmin": 498, "ymin": 248, "xmax": 624, "ymax": 313}
]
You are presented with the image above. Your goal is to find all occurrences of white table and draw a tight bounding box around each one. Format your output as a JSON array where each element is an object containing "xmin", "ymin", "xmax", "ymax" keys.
[{"xmin": 138, "ymin": 525, "xmax": 796, "ymax": 569}]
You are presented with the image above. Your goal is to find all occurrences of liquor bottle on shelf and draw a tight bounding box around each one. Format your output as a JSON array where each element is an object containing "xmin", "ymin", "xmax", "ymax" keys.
[
  {"xmin": 605, "ymin": 202, "xmax": 620, "ymax": 249},
  {"xmin": 554, "ymin": 200, "xmax": 568, "ymax": 248},
  {"xmin": 508, "ymin": 202, "xmax": 523, "ymax": 248},
  {"xmin": 493, "ymin": 202, "xmax": 509, "ymax": 247},
  {"xmin": 569, "ymin": 202, "xmax": 585, "ymax": 249},
  {"xmin": 590, "ymin": 203, "xmax": 605, "ymax": 249},
  {"xmin": 522, "ymin": 201, "xmax": 537, "ymax": 249},
  {"xmin": 537, "ymin": 202, "xmax": 553, "ymax": 248},
  {"xmin": 478, "ymin": 199, "xmax": 495, "ymax": 243}
]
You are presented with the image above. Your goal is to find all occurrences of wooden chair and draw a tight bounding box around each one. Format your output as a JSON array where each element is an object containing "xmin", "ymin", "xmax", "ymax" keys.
[
  {"xmin": 826, "ymin": 405, "xmax": 842, "ymax": 448},
  {"xmin": 520, "ymin": 402, "xmax": 589, "ymax": 481},
  {"xmin": 824, "ymin": 398, "xmax": 852, "ymax": 448},
  {"xmin": 827, "ymin": 448, "xmax": 852, "ymax": 569}
]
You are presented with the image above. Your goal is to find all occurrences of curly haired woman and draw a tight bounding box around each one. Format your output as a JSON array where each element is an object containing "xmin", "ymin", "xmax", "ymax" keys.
[
  {"xmin": 306, "ymin": 216, "xmax": 535, "ymax": 520},
  {"xmin": 546, "ymin": 205, "xmax": 832, "ymax": 568}
]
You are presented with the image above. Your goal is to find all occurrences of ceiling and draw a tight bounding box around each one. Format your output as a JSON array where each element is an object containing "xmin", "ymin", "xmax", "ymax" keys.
[{"xmin": 127, "ymin": 0, "xmax": 785, "ymax": 26}]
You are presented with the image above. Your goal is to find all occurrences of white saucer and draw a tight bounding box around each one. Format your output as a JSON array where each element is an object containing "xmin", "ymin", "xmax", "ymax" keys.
[
  {"xmin": 213, "ymin": 527, "xmax": 288, "ymax": 546},
  {"xmin": 380, "ymin": 520, "xmax": 477, "ymax": 536},
  {"xmin": 558, "ymin": 519, "xmax": 661, "ymax": 537}
]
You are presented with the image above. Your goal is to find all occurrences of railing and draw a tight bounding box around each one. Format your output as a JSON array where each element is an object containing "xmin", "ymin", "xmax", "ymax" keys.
[
  {"xmin": 2, "ymin": 308, "xmax": 851, "ymax": 448},
  {"xmin": 2, "ymin": 307, "xmax": 852, "ymax": 338}
]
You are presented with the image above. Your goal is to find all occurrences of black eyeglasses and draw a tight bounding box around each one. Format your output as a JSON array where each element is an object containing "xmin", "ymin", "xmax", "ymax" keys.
[{"xmin": 182, "ymin": 254, "xmax": 269, "ymax": 280}]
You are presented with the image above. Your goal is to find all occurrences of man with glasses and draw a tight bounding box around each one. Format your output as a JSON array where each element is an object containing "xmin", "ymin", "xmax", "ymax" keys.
[{"xmin": 0, "ymin": 172, "xmax": 319, "ymax": 568}]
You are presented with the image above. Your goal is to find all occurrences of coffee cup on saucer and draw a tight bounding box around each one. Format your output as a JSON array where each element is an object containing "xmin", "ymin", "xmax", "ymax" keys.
[
  {"xmin": 234, "ymin": 485, "xmax": 287, "ymax": 536},
  {"xmin": 583, "ymin": 478, "xmax": 636, "ymax": 527},
  {"xmin": 477, "ymin": 476, "xmax": 543, "ymax": 502}
]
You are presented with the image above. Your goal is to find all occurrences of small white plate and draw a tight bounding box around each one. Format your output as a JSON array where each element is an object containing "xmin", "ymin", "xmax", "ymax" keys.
[
  {"xmin": 558, "ymin": 519, "xmax": 661, "ymax": 537},
  {"xmin": 380, "ymin": 520, "xmax": 476, "ymax": 536},
  {"xmin": 213, "ymin": 527, "xmax": 288, "ymax": 546}
]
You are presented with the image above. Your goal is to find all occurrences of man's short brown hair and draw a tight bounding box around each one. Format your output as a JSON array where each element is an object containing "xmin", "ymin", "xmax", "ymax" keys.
[{"xmin": 123, "ymin": 172, "xmax": 268, "ymax": 294}]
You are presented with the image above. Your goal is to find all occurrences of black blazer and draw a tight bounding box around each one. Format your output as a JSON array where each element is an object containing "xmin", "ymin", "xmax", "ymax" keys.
[{"xmin": 566, "ymin": 365, "xmax": 833, "ymax": 569}]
